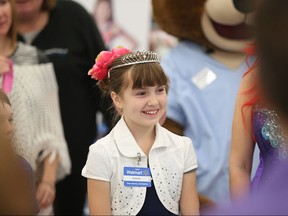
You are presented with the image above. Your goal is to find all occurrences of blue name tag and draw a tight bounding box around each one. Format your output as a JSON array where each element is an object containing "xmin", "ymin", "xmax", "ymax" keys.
[{"xmin": 123, "ymin": 167, "xmax": 151, "ymax": 187}]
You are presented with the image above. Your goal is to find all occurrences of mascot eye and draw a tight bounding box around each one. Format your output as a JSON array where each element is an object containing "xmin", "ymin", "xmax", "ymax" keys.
[{"xmin": 233, "ymin": 0, "xmax": 256, "ymax": 13}]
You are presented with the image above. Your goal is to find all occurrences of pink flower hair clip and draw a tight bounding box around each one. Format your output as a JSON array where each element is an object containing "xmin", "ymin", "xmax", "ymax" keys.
[{"xmin": 88, "ymin": 46, "xmax": 131, "ymax": 80}]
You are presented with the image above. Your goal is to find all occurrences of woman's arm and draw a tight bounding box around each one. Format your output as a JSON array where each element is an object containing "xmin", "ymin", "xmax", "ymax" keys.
[
  {"xmin": 36, "ymin": 153, "xmax": 59, "ymax": 209},
  {"xmin": 88, "ymin": 179, "xmax": 111, "ymax": 215},
  {"xmin": 180, "ymin": 171, "xmax": 199, "ymax": 215},
  {"xmin": 229, "ymin": 72, "xmax": 256, "ymax": 200}
]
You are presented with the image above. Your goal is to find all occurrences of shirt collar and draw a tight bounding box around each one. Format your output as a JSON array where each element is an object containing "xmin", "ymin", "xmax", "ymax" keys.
[{"xmin": 113, "ymin": 116, "xmax": 169, "ymax": 157}]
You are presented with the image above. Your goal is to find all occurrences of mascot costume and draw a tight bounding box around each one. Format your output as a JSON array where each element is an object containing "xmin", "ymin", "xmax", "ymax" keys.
[{"xmin": 152, "ymin": 0, "xmax": 256, "ymax": 207}]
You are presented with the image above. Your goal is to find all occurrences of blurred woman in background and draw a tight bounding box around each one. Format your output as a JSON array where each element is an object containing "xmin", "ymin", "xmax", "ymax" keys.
[
  {"xmin": 0, "ymin": 0, "xmax": 70, "ymax": 214},
  {"xmin": 230, "ymin": 0, "xmax": 288, "ymax": 200}
]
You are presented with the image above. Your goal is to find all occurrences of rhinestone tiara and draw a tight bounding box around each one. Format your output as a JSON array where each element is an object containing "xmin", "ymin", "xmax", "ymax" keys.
[{"xmin": 109, "ymin": 51, "xmax": 160, "ymax": 71}]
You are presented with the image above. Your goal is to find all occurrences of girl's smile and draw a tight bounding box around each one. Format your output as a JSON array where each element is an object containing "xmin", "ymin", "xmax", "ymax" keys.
[{"xmin": 113, "ymin": 82, "xmax": 167, "ymax": 131}]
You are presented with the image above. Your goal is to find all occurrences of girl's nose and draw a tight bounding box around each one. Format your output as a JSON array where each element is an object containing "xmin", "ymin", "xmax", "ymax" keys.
[{"xmin": 147, "ymin": 94, "xmax": 158, "ymax": 106}]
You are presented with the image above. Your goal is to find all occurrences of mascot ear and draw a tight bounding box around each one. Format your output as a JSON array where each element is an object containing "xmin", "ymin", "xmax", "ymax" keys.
[{"xmin": 152, "ymin": 0, "xmax": 214, "ymax": 50}]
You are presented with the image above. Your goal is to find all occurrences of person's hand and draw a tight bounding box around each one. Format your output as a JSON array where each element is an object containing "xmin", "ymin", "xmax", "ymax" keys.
[
  {"xmin": 0, "ymin": 57, "xmax": 11, "ymax": 75},
  {"xmin": 36, "ymin": 181, "xmax": 55, "ymax": 209}
]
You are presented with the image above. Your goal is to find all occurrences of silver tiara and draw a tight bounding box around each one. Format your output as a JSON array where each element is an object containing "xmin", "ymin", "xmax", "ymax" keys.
[{"xmin": 109, "ymin": 51, "xmax": 160, "ymax": 72}]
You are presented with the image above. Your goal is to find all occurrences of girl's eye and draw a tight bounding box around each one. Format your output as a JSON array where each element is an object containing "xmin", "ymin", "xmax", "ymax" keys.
[
  {"xmin": 157, "ymin": 87, "xmax": 166, "ymax": 93},
  {"xmin": 136, "ymin": 91, "xmax": 146, "ymax": 96}
]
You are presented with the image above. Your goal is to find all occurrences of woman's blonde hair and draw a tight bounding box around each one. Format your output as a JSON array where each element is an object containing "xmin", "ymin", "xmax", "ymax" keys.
[{"xmin": 8, "ymin": 0, "xmax": 17, "ymax": 48}]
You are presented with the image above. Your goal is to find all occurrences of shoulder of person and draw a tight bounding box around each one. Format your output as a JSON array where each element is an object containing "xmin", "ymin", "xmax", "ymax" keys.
[
  {"xmin": 89, "ymin": 131, "xmax": 115, "ymax": 151},
  {"xmin": 16, "ymin": 42, "xmax": 38, "ymax": 54},
  {"xmin": 36, "ymin": 49, "xmax": 50, "ymax": 64},
  {"xmin": 15, "ymin": 42, "xmax": 50, "ymax": 64},
  {"xmin": 87, "ymin": 136, "xmax": 119, "ymax": 161},
  {"xmin": 240, "ymin": 67, "xmax": 258, "ymax": 92},
  {"xmin": 57, "ymin": 0, "xmax": 91, "ymax": 18},
  {"xmin": 12, "ymin": 42, "xmax": 39, "ymax": 64},
  {"xmin": 159, "ymin": 124, "xmax": 192, "ymax": 145},
  {"xmin": 55, "ymin": 0, "xmax": 97, "ymax": 31}
]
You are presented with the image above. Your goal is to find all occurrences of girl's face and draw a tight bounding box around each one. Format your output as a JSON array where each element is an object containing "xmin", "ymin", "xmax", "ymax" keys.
[
  {"xmin": 15, "ymin": 0, "xmax": 43, "ymax": 19},
  {"xmin": 112, "ymin": 78, "xmax": 167, "ymax": 130},
  {"xmin": 0, "ymin": 0, "xmax": 12, "ymax": 38},
  {"xmin": 0, "ymin": 102, "xmax": 14, "ymax": 141}
]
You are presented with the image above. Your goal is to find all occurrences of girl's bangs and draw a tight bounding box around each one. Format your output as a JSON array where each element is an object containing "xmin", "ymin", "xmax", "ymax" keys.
[{"xmin": 130, "ymin": 63, "xmax": 168, "ymax": 89}]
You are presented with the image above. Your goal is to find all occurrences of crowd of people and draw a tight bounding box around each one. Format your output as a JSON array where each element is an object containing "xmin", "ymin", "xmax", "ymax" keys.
[
  {"xmin": 0, "ymin": 0, "xmax": 109, "ymax": 214},
  {"xmin": 0, "ymin": 0, "xmax": 288, "ymax": 215}
]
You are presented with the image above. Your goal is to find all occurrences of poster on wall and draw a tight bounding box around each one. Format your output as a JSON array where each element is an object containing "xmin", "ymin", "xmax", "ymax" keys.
[
  {"xmin": 73, "ymin": 0, "xmax": 151, "ymax": 51},
  {"xmin": 73, "ymin": 0, "xmax": 178, "ymax": 58}
]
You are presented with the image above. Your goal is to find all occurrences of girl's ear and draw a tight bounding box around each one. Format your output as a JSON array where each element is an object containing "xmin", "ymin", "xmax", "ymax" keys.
[{"xmin": 111, "ymin": 91, "xmax": 123, "ymax": 111}]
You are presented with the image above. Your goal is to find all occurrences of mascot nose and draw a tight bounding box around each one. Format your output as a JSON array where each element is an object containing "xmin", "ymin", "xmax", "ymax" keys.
[{"xmin": 233, "ymin": 0, "xmax": 255, "ymax": 13}]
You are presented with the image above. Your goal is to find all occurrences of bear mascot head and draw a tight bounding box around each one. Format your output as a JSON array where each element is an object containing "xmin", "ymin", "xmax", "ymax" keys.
[
  {"xmin": 153, "ymin": 0, "xmax": 254, "ymax": 53},
  {"xmin": 152, "ymin": 0, "xmax": 256, "ymax": 210}
]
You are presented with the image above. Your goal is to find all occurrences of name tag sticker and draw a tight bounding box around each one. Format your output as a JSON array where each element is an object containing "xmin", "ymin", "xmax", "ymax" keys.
[
  {"xmin": 191, "ymin": 67, "xmax": 217, "ymax": 90},
  {"xmin": 123, "ymin": 167, "xmax": 151, "ymax": 187}
]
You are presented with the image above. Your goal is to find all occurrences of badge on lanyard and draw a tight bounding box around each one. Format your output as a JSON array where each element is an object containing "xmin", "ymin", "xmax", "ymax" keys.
[
  {"xmin": 123, "ymin": 167, "xmax": 152, "ymax": 187},
  {"xmin": 191, "ymin": 67, "xmax": 217, "ymax": 90}
]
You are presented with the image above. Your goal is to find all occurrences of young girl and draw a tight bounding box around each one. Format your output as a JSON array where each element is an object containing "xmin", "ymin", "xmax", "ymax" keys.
[
  {"xmin": 82, "ymin": 47, "xmax": 199, "ymax": 215},
  {"xmin": 0, "ymin": 88, "xmax": 38, "ymax": 215}
]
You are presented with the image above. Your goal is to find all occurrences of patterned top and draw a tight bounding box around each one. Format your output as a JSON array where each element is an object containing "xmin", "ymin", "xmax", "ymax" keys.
[
  {"xmin": 251, "ymin": 104, "xmax": 288, "ymax": 190},
  {"xmin": 7, "ymin": 42, "xmax": 71, "ymax": 180}
]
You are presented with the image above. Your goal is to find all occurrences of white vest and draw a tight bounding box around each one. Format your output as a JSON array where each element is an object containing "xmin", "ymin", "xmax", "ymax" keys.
[{"xmin": 82, "ymin": 117, "xmax": 197, "ymax": 215}]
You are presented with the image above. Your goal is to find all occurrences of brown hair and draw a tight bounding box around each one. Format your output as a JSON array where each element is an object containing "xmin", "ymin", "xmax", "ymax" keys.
[
  {"xmin": 0, "ymin": 89, "xmax": 11, "ymax": 107},
  {"xmin": 98, "ymin": 56, "xmax": 169, "ymax": 96},
  {"xmin": 41, "ymin": 0, "xmax": 56, "ymax": 11}
]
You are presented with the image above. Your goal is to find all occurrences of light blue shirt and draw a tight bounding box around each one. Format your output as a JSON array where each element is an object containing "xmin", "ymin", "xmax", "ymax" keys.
[{"xmin": 162, "ymin": 40, "xmax": 254, "ymax": 203}]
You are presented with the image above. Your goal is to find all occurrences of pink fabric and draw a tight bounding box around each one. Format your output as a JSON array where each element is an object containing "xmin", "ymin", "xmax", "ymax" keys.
[
  {"xmin": 2, "ymin": 59, "xmax": 13, "ymax": 93},
  {"xmin": 88, "ymin": 47, "xmax": 131, "ymax": 80}
]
